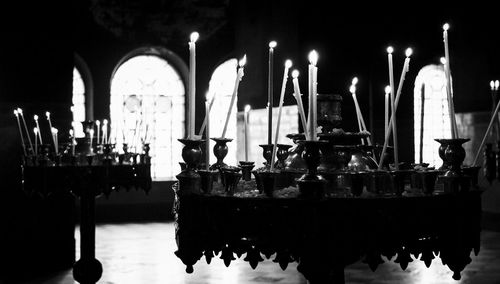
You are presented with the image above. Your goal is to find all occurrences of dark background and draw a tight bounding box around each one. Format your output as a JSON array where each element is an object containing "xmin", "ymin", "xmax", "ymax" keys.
[{"xmin": 1, "ymin": 0, "xmax": 499, "ymax": 282}]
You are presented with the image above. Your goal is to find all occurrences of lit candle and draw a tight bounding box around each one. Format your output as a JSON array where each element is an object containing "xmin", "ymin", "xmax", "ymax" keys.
[
  {"xmin": 387, "ymin": 46, "xmax": 399, "ymax": 169},
  {"xmin": 308, "ymin": 50, "xmax": 318, "ymax": 141},
  {"xmin": 291, "ymin": 70, "xmax": 309, "ymax": 139},
  {"xmin": 221, "ymin": 55, "xmax": 246, "ymax": 138},
  {"xmin": 34, "ymin": 115, "xmax": 43, "ymax": 144},
  {"xmin": 350, "ymin": 78, "xmax": 370, "ymax": 145},
  {"xmin": 384, "ymin": 85, "xmax": 391, "ymax": 137},
  {"xmin": 268, "ymin": 41, "xmax": 277, "ymax": 145},
  {"xmin": 205, "ymin": 96, "xmax": 210, "ymax": 170},
  {"xmin": 34, "ymin": 127, "xmax": 38, "ymax": 156},
  {"xmin": 103, "ymin": 119, "xmax": 108, "ymax": 144},
  {"xmin": 89, "ymin": 129, "xmax": 94, "ymax": 153},
  {"xmin": 95, "ymin": 120, "xmax": 100, "ymax": 144},
  {"xmin": 349, "ymin": 84, "xmax": 363, "ymax": 137},
  {"xmin": 51, "ymin": 127, "xmax": 59, "ymax": 154},
  {"xmin": 270, "ymin": 59, "xmax": 292, "ymax": 171},
  {"xmin": 244, "ymin": 104, "xmax": 251, "ymax": 162},
  {"xmin": 13, "ymin": 110, "xmax": 27, "ymax": 156},
  {"xmin": 443, "ymin": 23, "xmax": 458, "ymax": 138},
  {"xmin": 69, "ymin": 129, "xmax": 75, "ymax": 156},
  {"xmin": 18, "ymin": 108, "xmax": 33, "ymax": 153},
  {"xmin": 198, "ymin": 91, "xmax": 216, "ymax": 137},
  {"xmin": 378, "ymin": 48, "xmax": 413, "ymax": 169},
  {"xmin": 188, "ymin": 31, "xmax": 199, "ymax": 139}
]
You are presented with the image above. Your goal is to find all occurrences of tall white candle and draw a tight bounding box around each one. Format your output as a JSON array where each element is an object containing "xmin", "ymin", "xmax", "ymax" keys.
[
  {"xmin": 205, "ymin": 98, "xmax": 210, "ymax": 170},
  {"xmin": 291, "ymin": 70, "xmax": 309, "ymax": 139},
  {"xmin": 34, "ymin": 115, "xmax": 43, "ymax": 144},
  {"xmin": 308, "ymin": 50, "xmax": 318, "ymax": 141},
  {"xmin": 89, "ymin": 129, "xmax": 94, "ymax": 153},
  {"xmin": 244, "ymin": 105, "xmax": 251, "ymax": 161},
  {"xmin": 378, "ymin": 48, "xmax": 413, "ymax": 169},
  {"xmin": 103, "ymin": 119, "xmax": 108, "ymax": 144},
  {"xmin": 221, "ymin": 55, "xmax": 246, "ymax": 138},
  {"xmin": 268, "ymin": 41, "xmax": 277, "ymax": 145},
  {"xmin": 386, "ymin": 46, "xmax": 399, "ymax": 169},
  {"xmin": 52, "ymin": 127, "xmax": 59, "ymax": 154},
  {"xmin": 18, "ymin": 108, "xmax": 33, "ymax": 153},
  {"xmin": 34, "ymin": 128, "xmax": 38, "ymax": 156},
  {"xmin": 14, "ymin": 110, "xmax": 27, "ymax": 156},
  {"xmin": 188, "ymin": 31, "xmax": 199, "ymax": 139},
  {"xmin": 443, "ymin": 23, "xmax": 458, "ymax": 138},
  {"xmin": 349, "ymin": 84, "xmax": 363, "ymax": 136},
  {"xmin": 95, "ymin": 120, "xmax": 100, "ymax": 144},
  {"xmin": 384, "ymin": 85, "xmax": 391, "ymax": 137},
  {"xmin": 270, "ymin": 60, "xmax": 292, "ymax": 171},
  {"xmin": 69, "ymin": 129, "xmax": 75, "ymax": 156}
]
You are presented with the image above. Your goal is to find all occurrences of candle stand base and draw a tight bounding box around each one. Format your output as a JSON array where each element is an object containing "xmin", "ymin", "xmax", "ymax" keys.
[
  {"xmin": 260, "ymin": 170, "xmax": 278, "ymax": 197},
  {"xmin": 198, "ymin": 169, "xmax": 216, "ymax": 194},
  {"xmin": 297, "ymin": 175, "xmax": 327, "ymax": 199},
  {"xmin": 220, "ymin": 167, "xmax": 242, "ymax": 195}
]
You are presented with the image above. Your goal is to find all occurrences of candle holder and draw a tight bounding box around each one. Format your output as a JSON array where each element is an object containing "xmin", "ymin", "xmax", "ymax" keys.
[
  {"xmin": 259, "ymin": 170, "xmax": 279, "ymax": 197},
  {"xmin": 275, "ymin": 144, "xmax": 292, "ymax": 169},
  {"xmin": 140, "ymin": 143, "xmax": 151, "ymax": 164},
  {"xmin": 435, "ymin": 138, "xmax": 470, "ymax": 177},
  {"xmin": 210, "ymin": 137, "xmax": 233, "ymax": 172},
  {"xmin": 282, "ymin": 134, "xmax": 307, "ymax": 186},
  {"xmin": 259, "ymin": 144, "xmax": 274, "ymax": 170},
  {"xmin": 418, "ymin": 170, "xmax": 440, "ymax": 195},
  {"xmin": 348, "ymin": 171, "xmax": 366, "ymax": 197},
  {"xmin": 317, "ymin": 93, "xmax": 343, "ymax": 133},
  {"xmin": 366, "ymin": 170, "xmax": 390, "ymax": 195},
  {"xmin": 176, "ymin": 138, "xmax": 204, "ymax": 195},
  {"xmin": 238, "ymin": 161, "xmax": 255, "ymax": 181},
  {"xmin": 198, "ymin": 169, "xmax": 216, "ymax": 194},
  {"xmin": 219, "ymin": 166, "xmax": 242, "ymax": 195},
  {"xmin": 102, "ymin": 143, "xmax": 114, "ymax": 165},
  {"xmin": 389, "ymin": 169, "xmax": 414, "ymax": 196},
  {"xmin": 38, "ymin": 144, "xmax": 52, "ymax": 166},
  {"xmin": 296, "ymin": 140, "xmax": 328, "ymax": 199}
]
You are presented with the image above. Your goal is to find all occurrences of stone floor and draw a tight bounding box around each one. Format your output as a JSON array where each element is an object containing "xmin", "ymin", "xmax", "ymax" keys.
[{"xmin": 19, "ymin": 222, "xmax": 500, "ymax": 284}]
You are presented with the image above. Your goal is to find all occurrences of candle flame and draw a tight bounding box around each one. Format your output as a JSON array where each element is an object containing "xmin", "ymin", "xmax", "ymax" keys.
[
  {"xmin": 190, "ymin": 32, "xmax": 199, "ymax": 43},
  {"xmin": 443, "ymin": 23, "xmax": 450, "ymax": 31},
  {"xmin": 385, "ymin": 85, "xmax": 391, "ymax": 94},
  {"xmin": 351, "ymin": 77, "xmax": 358, "ymax": 86},
  {"xmin": 103, "ymin": 119, "xmax": 108, "ymax": 125},
  {"xmin": 69, "ymin": 129, "xmax": 74, "ymax": 136},
  {"xmin": 349, "ymin": 85, "xmax": 356, "ymax": 94},
  {"xmin": 491, "ymin": 80, "xmax": 495, "ymax": 90},
  {"xmin": 387, "ymin": 46, "xmax": 394, "ymax": 54},
  {"xmin": 89, "ymin": 129, "xmax": 94, "ymax": 135},
  {"xmin": 285, "ymin": 59, "xmax": 292, "ymax": 68},
  {"xmin": 14, "ymin": 110, "xmax": 18, "ymax": 116},
  {"xmin": 70, "ymin": 106, "xmax": 74, "ymax": 112},
  {"xmin": 34, "ymin": 127, "xmax": 38, "ymax": 134},
  {"xmin": 308, "ymin": 50, "xmax": 318, "ymax": 66},
  {"xmin": 269, "ymin": 41, "xmax": 277, "ymax": 48},
  {"xmin": 405, "ymin": 48, "xmax": 413, "ymax": 57},
  {"xmin": 440, "ymin": 57, "xmax": 446, "ymax": 64},
  {"xmin": 96, "ymin": 120, "xmax": 100, "ymax": 125},
  {"xmin": 292, "ymin": 69, "xmax": 299, "ymax": 79},
  {"xmin": 496, "ymin": 80, "xmax": 500, "ymax": 90},
  {"xmin": 34, "ymin": 114, "xmax": 38, "ymax": 120},
  {"xmin": 51, "ymin": 127, "xmax": 58, "ymax": 134},
  {"xmin": 17, "ymin": 108, "xmax": 23, "ymax": 114},
  {"xmin": 245, "ymin": 104, "xmax": 251, "ymax": 113},
  {"xmin": 45, "ymin": 111, "xmax": 50, "ymax": 118},
  {"xmin": 239, "ymin": 54, "xmax": 247, "ymax": 67}
]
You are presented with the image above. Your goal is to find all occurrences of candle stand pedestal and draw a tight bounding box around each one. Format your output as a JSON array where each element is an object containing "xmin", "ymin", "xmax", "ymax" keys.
[
  {"xmin": 22, "ymin": 142, "xmax": 151, "ymax": 284},
  {"xmin": 297, "ymin": 140, "xmax": 328, "ymax": 199},
  {"xmin": 435, "ymin": 138, "xmax": 471, "ymax": 194},
  {"xmin": 209, "ymin": 138, "xmax": 232, "ymax": 182},
  {"xmin": 176, "ymin": 138, "xmax": 204, "ymax": 195},
  {"xmin": 258, "ymin": 144, "xmax": 274, "ymax": 170}
]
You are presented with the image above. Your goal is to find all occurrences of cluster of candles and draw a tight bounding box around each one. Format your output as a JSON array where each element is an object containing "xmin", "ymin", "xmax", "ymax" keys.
[{"xmin": 13, "ymin": 109, "xmax": 61, "ymax": 156}]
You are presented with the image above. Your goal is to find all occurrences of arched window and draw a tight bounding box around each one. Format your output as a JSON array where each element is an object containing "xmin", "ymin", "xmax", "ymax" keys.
[
  {"xmin": 110, "ymin": 48, "xmax": 186, "ymax": 181},
  {"xmin": 207, "ymin": 58, "xmax": 239, "ymax": 166},
  {"xmin": 72, "ymin": 54, "xmax": 93, "ymax": 138},
  {"xmin": 414, "ymin": 64, "xmax": 452, "ymax": 167}
]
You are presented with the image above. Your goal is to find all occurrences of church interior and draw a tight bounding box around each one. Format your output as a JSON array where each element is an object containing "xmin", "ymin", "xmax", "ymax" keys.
[{"xmin": 2, "ymin": 1, "xmax": 500, "ymax": 283}]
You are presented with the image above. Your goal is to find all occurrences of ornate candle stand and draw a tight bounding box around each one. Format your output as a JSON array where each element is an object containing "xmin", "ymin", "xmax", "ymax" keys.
[
  {"xmin": 21, "ymin": 137, "xmax": 151, "ymax": 284},
  {"xmin": 297, "ymin": 140, "xmax": 328, "ymax": 199},
  {"xmin": 258, "ymin": 144, "xmax": 274, "ymax": 170},
  {"xmin": 238, "ymin": 161, "xmax": 255, "ymax": 181},
  {"xmin": 177, "ymin": 138, "xmax": 204, "ymax": 195}
]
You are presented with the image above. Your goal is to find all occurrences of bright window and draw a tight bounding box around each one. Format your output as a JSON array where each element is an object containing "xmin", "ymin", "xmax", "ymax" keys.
[
  {"xmin": 72, "ymin": 67, "xmax": 86, "ymax": 137},
  {"xmin": 414, "ymin": 64, "xmax": 452, "ymax": 167},
  {"xmin": 110, "ymin": 54, "xmax": 185, "ymax": 180}
]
